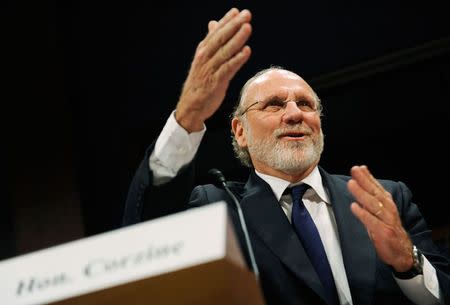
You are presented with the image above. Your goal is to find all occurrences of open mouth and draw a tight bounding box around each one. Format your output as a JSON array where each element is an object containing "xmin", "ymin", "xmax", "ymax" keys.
[{"xmin": 279, "ymin": 132, "xmax": 307, "ymax": 139}]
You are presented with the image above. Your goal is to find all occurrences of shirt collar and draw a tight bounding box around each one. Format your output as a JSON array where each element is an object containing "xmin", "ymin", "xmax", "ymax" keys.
[{"xmin": 255, "ymin": 166, "xmax": 330, "ymax": 204}]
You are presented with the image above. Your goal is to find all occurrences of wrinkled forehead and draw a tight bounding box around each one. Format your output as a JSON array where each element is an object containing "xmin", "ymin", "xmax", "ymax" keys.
[{"xmin": 242, "ymin": 70, "xmax": 316, "ymax": 106}]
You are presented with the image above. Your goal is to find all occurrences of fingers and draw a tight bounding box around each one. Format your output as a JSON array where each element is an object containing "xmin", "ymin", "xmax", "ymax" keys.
[
  {"xmin": 208, "ymin": 20, "xmax": 218, "ymax": 32},
  {"xmin": 210, "ymin": 21, "xmax": 252, "ymax": 72},
  {"xmin": 356, "ymin": 165, "xmax": 386, "ymax": 197},
  {"xmin": 174, "ymin": 8, "xmax": 252, "ymax": 132},
  {"xmin": 347, "ymin": 178, "xmax": 393, "ymax": 224},
  {"xmin": 351, "ymin": 202, "xmax": 413, "ymax": 271},
  {"xmin": 347, "ymin": 165, "xmax": 397, "ymax": 224},
  {"xmin": 349, "ymin": 165, "xmax": 415, "ymax": 270},
  {"xmin": 216, "ymin": 45, "xmax": 252, "ymax": 82},
  {"xmin": 207, "ymin": 14, "xmax": 253, "ymax": 81},
  {"xmin": 218, "ymin": 7, "xmax": 240, "ymax": 27},
  {"xmin": 201, "ymin": 8, "xmax": 240, "ymax": 49},
  {"xmin": 211, "ymin": 9, "xmax": 251, "ymax": 57},
  {"xmin": 350, "ymin": 202, "xmax": 382, "ymax": 238},
  {"xmin": 198, "ymin": 9, "xmax": 252, "ymax": 66}
]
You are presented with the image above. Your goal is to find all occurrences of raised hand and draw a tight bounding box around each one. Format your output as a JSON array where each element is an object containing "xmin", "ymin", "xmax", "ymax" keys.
[
  {"xmin": 348, "ymin": 165, "xmax": 414, "ymax": 272},
  {"xmin": 175, "ymin": 8, "xmax": 252, "ymax": 132}
]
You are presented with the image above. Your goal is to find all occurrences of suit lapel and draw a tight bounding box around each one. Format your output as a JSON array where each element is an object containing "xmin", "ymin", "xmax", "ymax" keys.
[
  {"xmin": 320, "ymin": 168, "xmax": 376, "ymax": 305},
  {"xmin": 240, "ymin": 171, "xmax": 328, "ymax": 304}
]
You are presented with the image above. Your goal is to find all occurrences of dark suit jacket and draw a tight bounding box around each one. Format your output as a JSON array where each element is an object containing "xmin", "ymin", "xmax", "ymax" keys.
[{"xmin": 122, "ymin": 148, "xmax": 450, "ymax": 305}]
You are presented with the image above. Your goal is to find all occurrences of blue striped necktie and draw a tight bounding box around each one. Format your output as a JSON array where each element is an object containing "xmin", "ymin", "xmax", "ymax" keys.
[{"xmin": 290, "ymin": 184, "xmax": 339, "ymax": 305}]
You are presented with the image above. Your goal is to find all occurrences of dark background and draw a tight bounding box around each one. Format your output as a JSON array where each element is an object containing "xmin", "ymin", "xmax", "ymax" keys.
[{"xmin": 3, "ymin": 0, "xmax": 450, "ymax": 260}]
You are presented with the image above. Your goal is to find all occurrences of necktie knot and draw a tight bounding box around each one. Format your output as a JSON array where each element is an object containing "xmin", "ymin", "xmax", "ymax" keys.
[{"xmin": 290, "ymin": 183, "xmax": 310, "ymax": 203}]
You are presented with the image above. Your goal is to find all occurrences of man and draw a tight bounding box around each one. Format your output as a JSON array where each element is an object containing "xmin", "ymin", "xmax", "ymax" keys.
[{"xmin": 122, "ymin": 8, "xmax": 450, "ymax": 305}]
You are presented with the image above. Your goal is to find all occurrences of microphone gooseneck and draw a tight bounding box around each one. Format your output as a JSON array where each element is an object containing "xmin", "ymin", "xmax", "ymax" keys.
[{"xmin": 208, "ymin": 168, "xmax": 260, "ymax": 282}]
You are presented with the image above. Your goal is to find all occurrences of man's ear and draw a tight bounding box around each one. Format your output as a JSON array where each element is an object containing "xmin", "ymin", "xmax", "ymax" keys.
[{"xmin": 231, "ymin": 117, "xmax": 247, "ymax": 147}]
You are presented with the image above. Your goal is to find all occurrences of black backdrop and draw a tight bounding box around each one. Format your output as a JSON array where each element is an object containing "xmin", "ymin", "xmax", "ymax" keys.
[{"xmin": 3, "ymin": 0, "xmax": 450, "ymax": 258}]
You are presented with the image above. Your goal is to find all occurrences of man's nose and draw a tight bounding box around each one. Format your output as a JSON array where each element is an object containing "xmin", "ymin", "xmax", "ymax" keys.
[{"xmin": 282, "ymin": 101, "xmax": 303, "ymax": 123}]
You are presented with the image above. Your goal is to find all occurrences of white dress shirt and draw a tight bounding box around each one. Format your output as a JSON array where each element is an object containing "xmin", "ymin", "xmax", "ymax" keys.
[
  {"xmin": 148, "ymin": 111, "xmax": 442, "ymax": 305},
  {"xmin": 255, "ymin": 168, "xmax": 353, "ymax": 305}
]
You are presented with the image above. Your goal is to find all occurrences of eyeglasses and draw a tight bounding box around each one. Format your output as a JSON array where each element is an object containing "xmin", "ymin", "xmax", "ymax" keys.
[{"xmin": 239, "ymin": 99, "xmax": 318, "ymax": 116}]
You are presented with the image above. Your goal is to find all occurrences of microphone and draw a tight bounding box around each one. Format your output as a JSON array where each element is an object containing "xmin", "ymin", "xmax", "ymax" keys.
[{"xmin": 208, "ymin": 168, "xmax": 260, "ymax": 281}]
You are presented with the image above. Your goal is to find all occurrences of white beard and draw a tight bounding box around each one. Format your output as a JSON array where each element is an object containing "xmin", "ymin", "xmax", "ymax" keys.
[{"xmin": 246, "ymin": 125, "xmax": 324, "ymax": 174}]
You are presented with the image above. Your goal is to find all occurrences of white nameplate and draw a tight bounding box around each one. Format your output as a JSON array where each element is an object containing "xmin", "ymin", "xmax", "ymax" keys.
[{"xmin": 0, "ymin": 201, "xmax": 243, "ymax": 305}]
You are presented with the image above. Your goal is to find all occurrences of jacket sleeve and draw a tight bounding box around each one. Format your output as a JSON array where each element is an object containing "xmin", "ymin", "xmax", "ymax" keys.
[
  {"xmin": 395, "ymin": 181, "xmax": 450, "ymax": 303},
  {"xmin": 121, "ymin": 142, "xmax": 196, "ymax": 226}
]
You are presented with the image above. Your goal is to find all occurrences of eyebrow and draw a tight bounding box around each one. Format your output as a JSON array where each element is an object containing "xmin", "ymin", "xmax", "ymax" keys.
[
  {"xmin": 258, "ymin": 94, "xmax": 287, "ymax": 104},
  {"xmin": 240, "ymin": 94, "xmax": 286, "ymax": 114},
  {"xmin": 259, "ymin": 93, "xmax": 315, "ymax": 104}
]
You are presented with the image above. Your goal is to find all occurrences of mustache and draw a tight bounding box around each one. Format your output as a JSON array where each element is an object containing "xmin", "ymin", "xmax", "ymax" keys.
[{"xmin": 273, "ymin": 126, "xmax": 313, "ymax": 137}]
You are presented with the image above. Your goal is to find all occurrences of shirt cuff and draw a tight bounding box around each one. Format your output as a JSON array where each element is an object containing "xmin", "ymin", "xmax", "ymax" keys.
[
  {"xmin": 394, "ymin": 254, "xmax": 441, "ymax": 304},
  {"xmin": 150, "ymin": 111, "xmax": 206, "ymax": 185}
]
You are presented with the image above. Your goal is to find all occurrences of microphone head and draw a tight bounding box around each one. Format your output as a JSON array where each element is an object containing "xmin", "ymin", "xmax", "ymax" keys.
[{"xmin": 208, "ymin": 168, "xmax": 227, "ymax": 183}]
